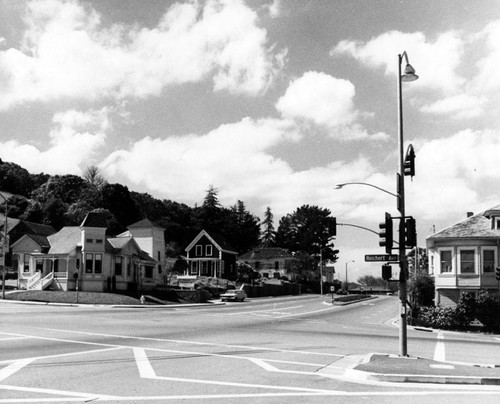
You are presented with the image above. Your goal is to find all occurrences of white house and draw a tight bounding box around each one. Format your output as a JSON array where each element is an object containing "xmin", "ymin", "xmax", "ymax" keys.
[
  {"xmin": 11, "ymin": 213, "xmax": 163, "ymax": 293},
  {"xmin": 426, "ymin": 207, "xmax": 500, "ymax": 307}
]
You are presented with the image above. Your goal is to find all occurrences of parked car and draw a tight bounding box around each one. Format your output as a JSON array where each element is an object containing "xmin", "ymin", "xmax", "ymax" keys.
[{"xmin": 220, "ymin": 288, "xmax": 247, "ymax": 302}]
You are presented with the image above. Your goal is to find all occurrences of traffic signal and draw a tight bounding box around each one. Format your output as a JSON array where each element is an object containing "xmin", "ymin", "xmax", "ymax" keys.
[
  {"xmin": 496, "ymin": 267, "xmax": 500, "ymax": 281},
  {"xmin": 379, "ymin": 213, "xmax": 393, "ymax": 254},
  {"xmin": 404, "ymin": 145, "xmax": 416, "ymax": 177},
  {"xmin": 382, "ymin": 264, "xmax": 392, "ymax": 281},
  {"xmin": 331, "ymin": 217, "xmax": 337, "ymax": 237},
  {"xmin": 405, "ymin": 217, "xmax": 417, "ymax": 248}
]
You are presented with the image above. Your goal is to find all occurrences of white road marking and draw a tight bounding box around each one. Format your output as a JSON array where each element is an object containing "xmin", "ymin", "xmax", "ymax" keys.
[
  {"xmin": 32, "ymin": 327, "xmax": 345, "ymax": 357},
  {"xmin": 434, "ymin": 331, "xmax": 446, "ymax": 362},
  {"xmin": 0, "ymin": 383, "xmax": 119, "ymax": 401},
  {"xmin": 133, "ymin": 348, "xmax": 336, "ymax": 394},
  {"xmin": 224, "ymin": 305, "xmax": 304, "ymax": 315},
  {"xmin": 0, "ymin": 359, "xmax": 35, "ymax": 382}
]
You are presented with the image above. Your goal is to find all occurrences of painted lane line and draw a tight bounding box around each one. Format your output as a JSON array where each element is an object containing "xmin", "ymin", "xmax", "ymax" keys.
[
  {"xmin": 0, "ymin": 359, "xmax": 35, "ymax": 382},
  {"xmin": 434, "ymin": 331, "xmax": 446, "ymax": 362},
  {"xmin": 0, "ymin": 383, "xmax": 119, "ymax": 402},
  {"xmin": 133, "ymin": 348, "xmax": 337, "ymax": 394},
  {"xmin": 34, "ymin": 327, "xmax": 345, "ymax": 357},
  {"xmin": 0, "ymin": 346, "xmax": 123, "ymax": 366},
  {"xmin": 274, "ymin": 305, "xmax": 340, "ymax": 319}
]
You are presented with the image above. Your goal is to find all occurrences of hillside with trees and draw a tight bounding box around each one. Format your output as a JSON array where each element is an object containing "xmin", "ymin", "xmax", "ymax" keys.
[{"xmin": 0, "ymin": 159, "xmax": 340, "ymax": 283}]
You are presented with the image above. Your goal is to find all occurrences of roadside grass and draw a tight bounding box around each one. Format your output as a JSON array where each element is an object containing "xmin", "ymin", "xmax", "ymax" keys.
[{"xmin": 4, "ymin": 290, "xmax": 143, "ymax": 305}]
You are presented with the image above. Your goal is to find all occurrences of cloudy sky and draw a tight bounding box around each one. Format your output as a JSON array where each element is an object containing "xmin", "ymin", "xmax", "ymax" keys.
[{"xmin": 2, "ymin": 0, "xmax": 500, "ymax": 281}]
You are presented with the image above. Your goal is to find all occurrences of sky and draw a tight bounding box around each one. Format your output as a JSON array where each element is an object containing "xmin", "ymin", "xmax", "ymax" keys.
[{"xmin": 2, "ymin": 0, "xmax": 500, "ymax": 282}]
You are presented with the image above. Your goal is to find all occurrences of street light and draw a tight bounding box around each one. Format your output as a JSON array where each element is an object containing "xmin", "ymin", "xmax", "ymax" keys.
[
  {"xmin": 397, "ymin": 51, "xmax": 418, "ymax": 357},
  {"xmin": 345, "ymin": 260, "xmax": 354, "ymax": 291},
  {"xmin": 335, "ymin": 182, "xmax": 398, "ymax": 198}
]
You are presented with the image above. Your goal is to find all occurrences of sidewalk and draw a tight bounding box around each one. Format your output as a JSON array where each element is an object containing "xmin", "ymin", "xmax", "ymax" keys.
[{"xmin": 319, "ymin": 353, "xmax": 500, "ymax": 385}]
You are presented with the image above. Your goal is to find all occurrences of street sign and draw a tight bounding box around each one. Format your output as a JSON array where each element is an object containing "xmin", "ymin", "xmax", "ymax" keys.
[{"xmin": 365, "ymin": 254, "xmax": 399, "ymax": 262}]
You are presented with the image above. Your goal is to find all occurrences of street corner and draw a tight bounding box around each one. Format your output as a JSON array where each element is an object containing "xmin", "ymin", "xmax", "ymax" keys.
[{"xmin": 347, "ymin": 353, "xmax": 500, "ymax": 385}]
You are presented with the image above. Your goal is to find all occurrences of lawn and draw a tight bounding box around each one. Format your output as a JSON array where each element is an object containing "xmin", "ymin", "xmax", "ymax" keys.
[{"xmin": 4, "ymin": 290, "xmax": 144, "ymax": 305}]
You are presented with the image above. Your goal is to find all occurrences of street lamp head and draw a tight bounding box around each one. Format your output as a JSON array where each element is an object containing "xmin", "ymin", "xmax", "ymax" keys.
[
  {"xmin": 334, "ymin": 184, "xmax": 345, "ymax": 189},
  {"xmin": 402, "ymin": 63, "xmax": 418, "ymax": 82}
]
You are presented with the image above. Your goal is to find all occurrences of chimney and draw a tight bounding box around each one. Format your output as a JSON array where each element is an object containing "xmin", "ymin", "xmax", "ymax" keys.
[{"xmin": 467, "ymin": 212, "xmax": 474, "ymax": 218}]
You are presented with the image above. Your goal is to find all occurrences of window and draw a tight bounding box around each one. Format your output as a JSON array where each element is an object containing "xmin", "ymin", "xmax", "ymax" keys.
[
  {"xmin": 440, "ymin": 250, "xmax": 452, "ymax": 273},
  {"xmin": 23, "ymin": 254, "xmax": 30, "ymax": 272},
  {"xmin": 94, "ymin": 254, "xmax": 102, "ymax": 274},
  {"xmin": 86, "ymin": 238, "xmax": 93, "ymax": 243},
  {"xmin": 85, "ymin": 253, "xmax": 93, "ymax": 273},
  {"xmin": 275, "ymin": 261, "xmax": 279, "ymax": 270},
  {"xmin": 482, "ymin": 249, "xmax": 495, "ymax": 273},
  {"xmin": 157, "ymin": 251, "xmax": 161, "ymax": 261},
  {"xmin": 195, "ymin": 245, "xmax": 202, "ymax": 256},
  {"xmin": 127, "ymin": 258, "xmax": 131, "ymax": 277},
  {"xmin": 35, "ymin": 259, "xmax": 43, "ymax": 272},
  {"xmin": 96, "ymin": 239, "xmax": 103, "ymax": 244},
  {"xmin": 115, "ymin": 256, "xmax": 123, "ymax": 276},
  {"xmin": 459, "ymin": 249, "xmax": 475, "ymax": 274},
  {"xmin": 145, "ymin": 266, "xmax": 153, "ymax": 278},
  {"xmin": 206, "ymin": 245, "xmax": 213, "ymax": 256}
]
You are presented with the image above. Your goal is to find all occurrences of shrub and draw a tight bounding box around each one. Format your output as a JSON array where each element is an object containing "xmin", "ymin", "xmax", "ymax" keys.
[{"xmin": 475, "ymin": 292, "xmax": 500, "ymax": 333}]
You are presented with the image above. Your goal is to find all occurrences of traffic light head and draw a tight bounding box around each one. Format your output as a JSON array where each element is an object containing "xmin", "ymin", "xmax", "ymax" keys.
[
  {"xmin": 404, "ymin": 145, "xmax": 416, "ymax": 177},
  {"xmin": 382, "ymin": 264, "xmax": 392, "ymax": 281},
  {"xmin": 405, "ymin": 217, "xmax": 417, "ymax": 248},
  {"xmin": 379, "ymin": 213, "xmax": 393, "ymax": 254}
]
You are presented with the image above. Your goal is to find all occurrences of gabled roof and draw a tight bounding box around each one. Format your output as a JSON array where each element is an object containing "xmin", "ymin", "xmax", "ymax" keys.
[
  {"xmin": 128, "ymin": 218, "xmax": 164, "ymax": 230},
  {"xmin": 107, "ymin": 236, "xmax": 140, "ymax": 251},
  {"xmin": 80, "ymin": 212, "xmax": 107, "ymax": 228},
  {"xmin": 47, "ymin": 227, "xmax": 82, "ymax": 254},
  {"xmin": 428, "ymin": 208, "xmax": 500, "ymax": 240},
  {"xmin": 0, "ymin": 216, "xmax": 55, "ymax": 236},
  {"xmin": 186, "ymin": 230, "xmax": 237, "ymax": 255},
  {"xmin": 238, "ymin": 247, "xmax": 296, "ymax": 261},
  {"xmin": 10, "ymin": 233, "xmax": 51, "ymax": 250}
]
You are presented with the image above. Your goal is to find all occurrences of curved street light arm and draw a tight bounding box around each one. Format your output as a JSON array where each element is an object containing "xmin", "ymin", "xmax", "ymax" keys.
[{"xmin": 334, "ymin": 182, "xmax": 398, "ymax": 198}]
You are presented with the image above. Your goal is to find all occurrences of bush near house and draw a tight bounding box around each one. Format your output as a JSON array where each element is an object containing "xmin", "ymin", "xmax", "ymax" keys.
[{"xmin": 414, "ymin": 292, "xmax": 500, "ymax": 333}]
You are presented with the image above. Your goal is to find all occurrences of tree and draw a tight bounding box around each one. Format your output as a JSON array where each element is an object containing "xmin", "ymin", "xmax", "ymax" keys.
[
  {"xmin": 260, "ymin": 206, "xmax": 276, "ymax": 247},
  {"xmin": 357, "ymin": 275, "xmax": 386, "ymax": 287},
  {"xmin": 83, "ymin": 166, "xmax": 107, "ymax": 190},
  {"xmin": 224, "ymin": 200, "xmax": 260, "ymax": 254},
  {"xmin": 406, "ymin": 247, "xmax": 435, "ymax": 323},
  {"xmin": 4, "ymin": 195, "xmax": 29, "ymax": 218},
  {"xmin": 99, "ymin": 183, "xmax": 141, "ymax": 233},
  {"xmin": 275, "ymin": 205, "xmax": 338, "ymax": 284},
  {"xmin": 275, "ymin": 205, "xmax": 338, "ymax": 260},
  {"xmin": 194, "ymin": 185, "xmax": 225, "ymax": 233}
]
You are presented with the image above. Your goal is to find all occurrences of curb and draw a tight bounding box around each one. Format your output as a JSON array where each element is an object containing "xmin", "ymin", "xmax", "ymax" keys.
[
  {"xmin": 319, "ymin": 353, "xmax": 500, "ymax": 386},
  {"xmin": 344, "ymin": 368, "xmax": 500, "ymax": 385}
]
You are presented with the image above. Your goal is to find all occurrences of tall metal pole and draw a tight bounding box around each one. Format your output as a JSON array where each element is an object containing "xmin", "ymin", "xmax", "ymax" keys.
[
  {"xmin": 1, "ymin": 196, "xmax": 7, "ymax": 299},
  {"xmin": 397, "ymin": 53, "xmax": 408, "ymax": 357},
  {"xmin": 320, "ymin": 248, "xmax": 323, "ymax": 295}
]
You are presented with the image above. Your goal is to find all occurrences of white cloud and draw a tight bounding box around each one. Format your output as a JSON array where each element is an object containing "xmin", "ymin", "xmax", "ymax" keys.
[
  {"xmin": 275, "ymin": 71, "xmax": 389, "ymax": 141},
  {"xmin": 407, "ymin": 129, "xmax": 500, "ymax": 220},
  {"xmin": 420, "ymin": 94, "xmax": 486, "ymax": 119},
  {"xmin": 0, "ymin": 108, "xmax": 108, "ymax": 174},
  {"xmin": 333, "ymin": 30, "xmax": 466, "ymax": 94},
  {"xmin": 0, "ymin": 0, "xmax": 285, "ymax": 109}
]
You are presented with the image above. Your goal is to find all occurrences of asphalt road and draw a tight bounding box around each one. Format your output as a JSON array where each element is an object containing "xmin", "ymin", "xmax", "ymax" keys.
[{"xmin": 0, "ymin": 294, "xmax": 499, "ymax": 403}]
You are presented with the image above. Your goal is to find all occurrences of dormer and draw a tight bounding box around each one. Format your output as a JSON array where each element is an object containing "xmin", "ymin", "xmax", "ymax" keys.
[
  {"xmin": 483, "ymin": 208, "xmax": 500, "ymax": 230},
  {"xmin": 80, "ymin": 212, "xmax": 107, "ymax": 251}
]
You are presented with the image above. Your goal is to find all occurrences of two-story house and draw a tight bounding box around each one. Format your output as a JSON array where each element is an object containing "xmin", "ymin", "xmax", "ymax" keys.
[
  {"xmin": 185, "ymin": 230, "xmax": 237, "ymax": 279},
  {"xmin": 11, "ymin": 212, "xmax": 161, "ymax": 293},
  {"xmin": 426, "ymin": 207, "xmax": 500, "ymax": 307},
  {"xmin": 238, "ymin": 247, "xmax": 299, "ymax": 281}
]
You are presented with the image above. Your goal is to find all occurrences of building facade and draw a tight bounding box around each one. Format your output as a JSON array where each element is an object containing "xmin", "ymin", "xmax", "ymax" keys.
[
  {"xmin": 11, "ymin": 213, "xmax": 162, "ymax": 293},
  {"xmin": 426, "ymin": 207, "xmax": 500, "ymax": 307},
  {"xmin": 238, "ymin": 247, "xmax": 299, "ymax": 281},
  {"xmin": 185, "ymin": 230, "xmax": 237, "ymax": 279}
]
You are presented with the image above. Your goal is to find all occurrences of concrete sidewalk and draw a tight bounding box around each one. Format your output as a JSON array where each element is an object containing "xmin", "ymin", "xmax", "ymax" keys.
[{"xmin": 319, "ymin": 353, "xmax": 500, "ymax": 385}]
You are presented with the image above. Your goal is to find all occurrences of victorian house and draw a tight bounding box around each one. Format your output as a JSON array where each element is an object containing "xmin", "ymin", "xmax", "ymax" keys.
[
  {"xmin": 427, "ymin": 206, "xmax": 500, "ymax": 307},
  {"xmin": 11, "ymin": 213, "xmax": 164, "ymax": 293}
]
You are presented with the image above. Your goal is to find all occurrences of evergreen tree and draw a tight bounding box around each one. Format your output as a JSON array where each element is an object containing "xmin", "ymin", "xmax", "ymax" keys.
[{"xmin": 260, "ymin": 206, "xmax": 276, "ymax": 247}]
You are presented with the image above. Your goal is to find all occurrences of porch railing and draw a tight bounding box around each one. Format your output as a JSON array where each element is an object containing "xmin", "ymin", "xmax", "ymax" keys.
[{"xmin": 27, "ymin": 272, "xmax": 41, "ymax": 290}]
